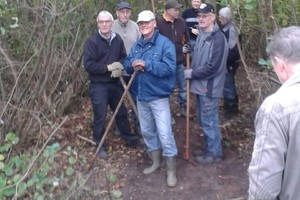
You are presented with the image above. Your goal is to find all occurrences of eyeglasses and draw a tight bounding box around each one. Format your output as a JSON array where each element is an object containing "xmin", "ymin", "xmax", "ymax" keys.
[
  {"xmin": 197, "ymin": 14, "xmax": 211, "ymax": 19},
  {"xmin": 97, "ymin": 20, "xmax": 112, "ymax": 25}
]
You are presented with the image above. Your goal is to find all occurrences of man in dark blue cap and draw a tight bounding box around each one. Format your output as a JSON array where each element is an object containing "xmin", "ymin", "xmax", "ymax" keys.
[{"xmin": 184, "ymin": 3, "xmax": 228, "ymax": 164}]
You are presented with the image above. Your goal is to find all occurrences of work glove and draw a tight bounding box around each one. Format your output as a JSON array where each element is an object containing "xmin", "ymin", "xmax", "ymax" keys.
[
  {"xmin": 111, "ymin": 68, "xmax": 122, "ymax": 78},
  {"xmin": 132, "ymin": 59, "xmax": 145, "ymax": 72},
  {"xmin": 182, "ymin": 44, "xmax": 191, "ymax": 54},
  {"xmin": 107, "ymin": 62, "xmax": 124, "ymax": 72},
  {"xmin": 184, "ymin": 69, "xmax": 193, "ymax": 79}
]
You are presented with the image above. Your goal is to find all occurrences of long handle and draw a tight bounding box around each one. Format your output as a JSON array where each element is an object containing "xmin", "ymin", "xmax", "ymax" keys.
[
  {"xmin": 185, "ymin": 53, "xmax": 190, "ymax": 160},
  {"xmin": 91, "ymin": 71, "xmax": 138, "ymax": 163}
]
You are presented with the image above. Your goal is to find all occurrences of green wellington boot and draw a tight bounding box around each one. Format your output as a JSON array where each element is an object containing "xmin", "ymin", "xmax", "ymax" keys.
[
  {"xmin": 143, "ymin": 150, "xmax": 161, "ymax": 175},
  {"xmin": 166, "ymin": 156, "xmax": 177, "ymax": 187}
]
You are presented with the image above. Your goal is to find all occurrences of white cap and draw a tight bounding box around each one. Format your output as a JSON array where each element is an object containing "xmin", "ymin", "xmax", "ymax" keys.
[
  {"xmin": 219, "ymin": 7, "xmax": 232, "ymax": 20},
  {"xmin": 137, "ymin": 10, "xmax": 155, "ymax": 23}
]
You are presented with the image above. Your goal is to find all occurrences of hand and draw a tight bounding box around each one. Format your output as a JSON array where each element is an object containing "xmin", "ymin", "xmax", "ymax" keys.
[
  {"xmin": 184, "ymin": 69, "xmax": 193, "ymax": 79},
  {"xmin": 133, "ymin": 65, "xmax": 144, "ymax": 72},
  {"xmin": 132, "ymin": 59, "xmax": 145, "ymax": 67},
  {"xmin": 111, "ymin": 69, "xmax": 122, "ymax": 78},
  {"xmin": 107, "ymin": 62, "xmax": 124, "ymax": 72},
  {"xmin": 182, "ymin": 44, "xmax": 191, "ymax": 54},
  {"xmin": 191, "ymin": 28, "xmax": 199, "ymax": 36}
]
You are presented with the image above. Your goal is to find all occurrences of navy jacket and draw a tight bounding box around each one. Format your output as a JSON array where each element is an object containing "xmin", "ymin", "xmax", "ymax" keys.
[{"xmin": 83, "ymin": 30, "xmax": 126, "ymax": 83}]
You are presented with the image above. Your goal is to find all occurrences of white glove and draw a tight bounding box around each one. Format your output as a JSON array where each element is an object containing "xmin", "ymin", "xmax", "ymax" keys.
[
  {"xmin": 184, "ymin": 69, "xmax": 193, "ymax": 79},
  {"xmin": 107, "ymin": 62, "xmax": 124, "ymax": 72},
  {"xmin": 111, "ymin": 69, "xmax": 122, "ymax": 78}
]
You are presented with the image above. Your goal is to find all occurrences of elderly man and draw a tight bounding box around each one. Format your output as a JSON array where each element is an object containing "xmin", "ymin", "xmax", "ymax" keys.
[
  {"xmin": 112, "ymin": 1, "xmax": 141, "ymax": 136},
  {"xmin": 248, "ymin": 26, "xmax": 300, "ymax": 200},
  {"xmin": 156, "ymin": 0, "xmax": 190, "ymax": 118},
  {"xmin": 184, "ymin": 3, "xmax": 228, "ymax": 164},
  {"xmin": 218, "ymin": 7, "xmax": 241, "ymax": 123},
  {"xmin": 83, "ymin": 10, "xmax": 139, "ymax": 159},
  {"xmin": 124, "ymin": 10, "xmax": 178, "ymax": 187},
  {"xmin": 112, "ymin": 1, "xmax": 140, "ymax": 54}
]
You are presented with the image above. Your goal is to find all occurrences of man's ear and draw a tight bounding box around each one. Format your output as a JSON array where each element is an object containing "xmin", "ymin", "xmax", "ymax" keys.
[{"xmin": 274, "ymin": 56, "xmax": 285, "ymax": 71}]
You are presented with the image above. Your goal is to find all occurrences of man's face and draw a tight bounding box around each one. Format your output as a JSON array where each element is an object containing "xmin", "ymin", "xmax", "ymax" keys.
[
  {"xmin": 166, "ymin": 8, "xmax": 180, "ymax": 19},
  {"xmin": 191, "ymin": 0, "xmax": 201, "ymax": 9},
  {"xmin": 197, "ymin": 13, "xmax": 215, "ymax": 31},
  {"xmin": 218, "ymin": 16, "xmax": 228, "ymax": 26},
  {"xmin": 97, "ymin": 15, "xmax": 113, "ymax": 36},
  {"xmin": 138, "ymin": 20, "xmax": 156, "ymax": 39},
  {"xmin": 116, "ymin": 8, "xmax": 131, "ymax": 24}
]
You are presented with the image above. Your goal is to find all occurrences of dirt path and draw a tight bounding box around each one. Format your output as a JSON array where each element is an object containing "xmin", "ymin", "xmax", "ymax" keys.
[{"xmin": 118, "ymin": 67, "xmax": 255, "ymax": 200}]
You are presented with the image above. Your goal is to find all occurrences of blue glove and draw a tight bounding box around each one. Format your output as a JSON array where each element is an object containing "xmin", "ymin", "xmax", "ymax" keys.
[{"xmin": 184, "ymin": 69, "xmax": 193, "ymax": 79}]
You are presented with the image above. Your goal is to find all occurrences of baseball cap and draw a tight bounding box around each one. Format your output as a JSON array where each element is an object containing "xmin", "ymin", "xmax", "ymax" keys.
[
  {"xmin": 165, "ymin": 0, "xmax": 182, "ymax": 10},
  {"xmin": 137, "ymin": 10, "xmax": 155, "ymax": 23},
  {"xmin": 196, "ymin": 3, "xmax": 215, "ymax": 14},
  {"xmin": 116, "ymin": 2, "xmax": 131, "ymax": 10}
]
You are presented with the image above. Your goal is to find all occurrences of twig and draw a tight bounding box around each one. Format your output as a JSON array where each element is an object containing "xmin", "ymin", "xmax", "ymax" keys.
[{"xmin": 77, "ymin": 134, "xmax": 96, "ymax": 145}]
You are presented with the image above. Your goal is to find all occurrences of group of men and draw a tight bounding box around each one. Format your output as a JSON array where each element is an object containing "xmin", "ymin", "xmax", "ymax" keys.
[
  {"xmin": 83, "ymin": 0, "xmax": 300, "ymax": 198},
  {"xmin": 83, "ymin": 0, "xmax": 238, "ymax": 188}
]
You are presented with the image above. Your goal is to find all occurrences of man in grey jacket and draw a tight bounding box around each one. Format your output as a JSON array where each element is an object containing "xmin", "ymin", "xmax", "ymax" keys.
[
  {"xmin": 184, "ymin": 3, "xmax": 228, "ymax": 164},
  {"xmin": 248, "ymin": 26, "xmax": 300, "ymax": 199}
]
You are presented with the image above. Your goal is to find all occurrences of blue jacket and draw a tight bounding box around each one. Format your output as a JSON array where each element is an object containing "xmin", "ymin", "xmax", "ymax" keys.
[
  {"xmin": 190, "ymin": 24, "xmax": 228, "ymax": 98},
  {"xmin": 124, "ymin": 29, "xmax": 176, "ymax": 101}
]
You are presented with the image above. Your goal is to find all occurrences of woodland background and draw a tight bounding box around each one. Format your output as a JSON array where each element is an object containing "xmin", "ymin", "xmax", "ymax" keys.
[{"xmin": 0, "ymin": 0, "xmax": 300, "ymax": 199}]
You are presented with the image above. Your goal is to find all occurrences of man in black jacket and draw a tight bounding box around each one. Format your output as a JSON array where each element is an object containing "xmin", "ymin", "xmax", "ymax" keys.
[
  {"xmin": 156, "ymin": 0, "xmax": 190, "ymax": 118},
  {"xmin": 83, "ymin": 10, "xmax": 139, "ymax": 159}
]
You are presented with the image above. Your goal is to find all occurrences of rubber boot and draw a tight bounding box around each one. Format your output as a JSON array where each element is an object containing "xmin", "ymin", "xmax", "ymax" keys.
[
  {"xmin": 143, "ymin": 150, "xmax": 161, "ymax": 175},
  {"xmin": 166, "ymin": 156, "xmax": 177, "ymax": 187}
]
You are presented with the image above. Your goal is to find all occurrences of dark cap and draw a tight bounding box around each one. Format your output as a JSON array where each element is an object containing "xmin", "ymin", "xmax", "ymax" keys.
[
  {"xmin": 165, "ymin": 0, "xmax": 182, "ymax": 10},
  {"xmin": 116, "ymin": 2, "xmax": 131, "ymax": 10},
  {"xmin": 196, "ymin": 3, "xmax": 215, "ymax": 14}
]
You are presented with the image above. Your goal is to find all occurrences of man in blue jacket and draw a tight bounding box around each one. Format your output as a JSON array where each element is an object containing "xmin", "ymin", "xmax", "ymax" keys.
[
  {"xmin": 184, "ymin": 3, "xmax": 228, "ymax": 164},
  {"xmin": 83, "ymin": 10, "xmax": 140, "ymax": 159},
  {"xmin": 124, "ymin": 10, "xmax": 178, "ymax": 187}
]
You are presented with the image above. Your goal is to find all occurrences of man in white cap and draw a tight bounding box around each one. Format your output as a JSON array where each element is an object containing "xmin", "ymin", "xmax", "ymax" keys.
[{"xmin": 123, "ymin": 10, "xmax": 178, "ymax": 187}]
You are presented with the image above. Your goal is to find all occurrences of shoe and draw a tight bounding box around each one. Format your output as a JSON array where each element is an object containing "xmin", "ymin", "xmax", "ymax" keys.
[
  {"xmin": 192, "ymin": 149, "xmax": 205, "ymax": 157},
  {"xmin": 180, "ymin": 107, "xmax": 186, "ymax": 117},
  {"xmin": 97, "ymin": 147, "xmax": 108, "ymax": 159},
  {"xmin": 195, "ymin": 155, "xmax": 221, "ymax": 164}
]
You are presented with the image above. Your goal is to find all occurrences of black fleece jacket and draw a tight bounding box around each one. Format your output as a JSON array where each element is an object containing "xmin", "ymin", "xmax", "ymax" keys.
[{"xmin": 83, "ymin": 30, "xmax": 126, "ymax": 83}]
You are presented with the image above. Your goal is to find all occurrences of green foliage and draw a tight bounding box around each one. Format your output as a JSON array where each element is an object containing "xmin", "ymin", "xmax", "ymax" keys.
[
  {"xmin": 0, "ymin": 134, "xmax": 84, "ymax": 199},
  {"xmin": 258, "ymin": 58, "xmax": 272, "ymax": 69}
]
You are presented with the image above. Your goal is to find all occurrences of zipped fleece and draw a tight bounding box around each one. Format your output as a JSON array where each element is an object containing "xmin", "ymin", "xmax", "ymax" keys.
[
  {"xmin": 124, "ymin": 29, "xmax": 176, "ymax": 101},
  {"xmin": 156, "ymin": 14, "xmax": 190, "ymax": 65},
  {"xmin": 190, "ymin": 24, "xmax": 228, "ymax": 98},
  {"xmin": 83, "ymin": 30, "xmax": 126, "ymax": 83}
]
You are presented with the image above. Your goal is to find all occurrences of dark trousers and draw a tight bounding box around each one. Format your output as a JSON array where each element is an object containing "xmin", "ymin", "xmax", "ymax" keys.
[{"xmin": 89, "ymin": 82, "xmax": 133, "ymax": 144}]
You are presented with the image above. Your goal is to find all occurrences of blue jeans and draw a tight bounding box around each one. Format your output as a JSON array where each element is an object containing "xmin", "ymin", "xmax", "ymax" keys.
[
  {"xmin": 176, "ymin": 63, "xmax": 186, "ymax": 106},
  {"xmin": 223, "ymin": 71, "xmax": 238, "ymax": 100},
  {"xmin": 196, "ymin": 95, "xmax": 222, "ymax": 158},
  {"xmin": 137, "ymin": 98, "xmax": 177, "ymax": 157}
]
